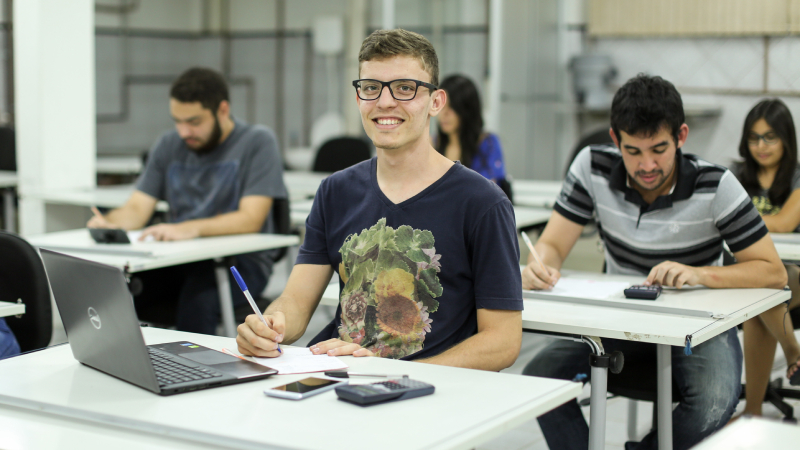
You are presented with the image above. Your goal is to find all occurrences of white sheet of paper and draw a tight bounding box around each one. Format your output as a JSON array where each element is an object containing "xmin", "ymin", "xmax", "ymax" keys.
[
  {"xmin": 252, "ymin": 346, "xmax": 348, "ymax": 375},
  {"xmin": 547, "ymin": 278, "xmax": 631, "ymax": 299},
  {"xmin": 126, "ymin": 230, "xmax": 155, "ymax": 243}
]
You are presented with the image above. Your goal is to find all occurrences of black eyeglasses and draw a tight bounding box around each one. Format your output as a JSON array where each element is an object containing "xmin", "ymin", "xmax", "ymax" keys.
[
  {"xmin": 352, "ymin": 79, "xmax": 438, "ymax": 101},
  {"xmin": 747, "ymin": 132, "xmax": 780, "ymax": 147}
]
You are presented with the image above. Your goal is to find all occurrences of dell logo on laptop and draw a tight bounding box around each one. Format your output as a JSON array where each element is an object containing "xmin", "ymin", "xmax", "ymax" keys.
[{"xmin": 87, "ymin": 307, "xmax": 101, "ymax": 330}]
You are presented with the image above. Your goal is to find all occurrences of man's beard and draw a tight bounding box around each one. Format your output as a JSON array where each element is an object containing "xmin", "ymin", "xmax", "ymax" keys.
[{"xmin": 188, "ymin": 117, "xmax": 222, "ymax": 155}]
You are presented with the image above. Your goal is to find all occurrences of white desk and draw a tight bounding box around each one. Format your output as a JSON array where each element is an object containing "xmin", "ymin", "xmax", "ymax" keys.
[
  {"xmin": 23, "ymin": 184, "xmax": 169, "ymax": 212},
  {"xmin": 0, "ymin": 170, "xmax": 17, "ymax": 233},
  {"xmin": 512, "ymin": 179, "xmax": 562, "ymax": 208},
  {"xmin": 289, "ymin": 199, "xmax": 553, "ymax": 230},
  {"xmin": 96, "ymin": 156, "xmax": 144, "ymax": 175},
  {"xmin": 690, "ymin": 417, "xmax": 800, "ymax": 449},
  {"xmin": 0, "ymin": 327, "xmax": 582, "ymax": 450},
  {"xmin": 283, "ymin": 170, "xmax": 328, "ymax": 201},
  {"xmin": 26, "ymin": 229, "xmax": 299, "ymax": 337},
  {"xmin": 771, "ymin": 232, "xmax": 800, "ymax": 264},
  {"xmin": 321, "ymin": 271, "xmax": 790, "ymax": 450},
  {"xmin": 0, "ymin": 301, "xmax": 25, "ymax": 318}
]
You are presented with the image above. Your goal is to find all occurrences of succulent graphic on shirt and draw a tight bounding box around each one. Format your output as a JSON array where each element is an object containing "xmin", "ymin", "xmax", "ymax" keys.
[{"xmin": 337, "ymin": 218, "xmax": 442, "ymax": 359}]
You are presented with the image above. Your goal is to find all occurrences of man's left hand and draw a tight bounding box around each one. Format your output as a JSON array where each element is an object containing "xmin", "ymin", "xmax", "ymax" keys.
[
  {"xmin": 139, "ymin": 223, "xmax": 200, "ymax": 241},
  {"xmin": 310, "ymin": 339, "xmax": 375, "ymax": 357},
  {"xmin": 645, "ymin": 261, "xmax": 702, "ymax": 289}
]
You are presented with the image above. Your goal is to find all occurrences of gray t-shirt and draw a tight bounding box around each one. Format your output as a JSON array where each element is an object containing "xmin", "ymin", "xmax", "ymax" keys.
[{"xmin": 136, "ymin": 118, "xmax": 287, "ymax": 272}]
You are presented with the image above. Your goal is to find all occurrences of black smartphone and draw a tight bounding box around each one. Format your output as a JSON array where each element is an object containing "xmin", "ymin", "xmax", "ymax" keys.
[{"xmin": 89, "ymin": 228, "xmax": 131, "ymax": 244}]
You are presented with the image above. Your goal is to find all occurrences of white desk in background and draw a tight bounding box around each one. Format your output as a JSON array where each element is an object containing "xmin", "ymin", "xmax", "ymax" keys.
[
  {"xmin": 23, "ymin": 173, "xmax": 326, "ymax": 212},
  {"xmin": 283, "ymin": 170, "xmax": 328, "ymax": 201},
  {"xmin": 770, "ymin": 232, "xmax": 800, "ymax": 264},
  {"xmin": 0, "ymin": 327, "xmax": 582, "ymax": 450},
  {"xmin": 23, "ymin": 184, "xmax": 169, "ymax": 212},
  {"xmin": 0, "ymin": 170, "xmax": 17, "ymax": 233},
  {"xmin": 0, "ymin": 301, "xmax": 24, "ymax": 318},
  {"xmin": 321, "ymin": 270, "xmax": 790, "ymax": 450},
  {"xmin": 26, "ymin": 229, "xmax": 299, "ymax": 337},
  {"xmin": 290, "ymin": 198, "xmax": 553, "ymax": 230},
  {"xmin": 512, "ymin": 179, "xmax": 562, "ymax": 208},
  {"xmin": 96, "ymin": 155, "xmax": 144, "ymax": 175},
  {"xmin": 690, "ymin": 416, "xmax": 799, "ymax": 449}
]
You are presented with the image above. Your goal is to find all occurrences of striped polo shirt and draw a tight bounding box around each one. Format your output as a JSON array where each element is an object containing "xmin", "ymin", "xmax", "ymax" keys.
[{"xmin": 556, "ymin": 145, "xmax": 768, "ymax": 276}]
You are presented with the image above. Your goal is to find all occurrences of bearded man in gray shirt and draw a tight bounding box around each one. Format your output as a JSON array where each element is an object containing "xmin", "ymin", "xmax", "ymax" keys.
[{"xmin": 88, "ymin": 67, "xmax": 287, "ymax": 334}]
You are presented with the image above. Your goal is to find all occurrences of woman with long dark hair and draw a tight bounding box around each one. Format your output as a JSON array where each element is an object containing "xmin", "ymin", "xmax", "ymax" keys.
[
  {"xmin": 733, "ymin": 98, "xmax": 800, "ymax": 417},
  {"xmin": 436, "ymin": 75, "xmax": 510, "ymax": 198}
]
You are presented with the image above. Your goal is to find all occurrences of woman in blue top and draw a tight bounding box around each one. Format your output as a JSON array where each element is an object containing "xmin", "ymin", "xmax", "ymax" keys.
[
  {"xmin": 733, "ymin": 98, "xmax": 800, "ymax": 418},
  {"xmin": 436, "ymin": 75, "xmax": 511, "ymax": 200}
]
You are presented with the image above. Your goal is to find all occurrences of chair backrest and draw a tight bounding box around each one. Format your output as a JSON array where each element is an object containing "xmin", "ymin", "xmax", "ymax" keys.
[
  {"xmin": 0, "ymin": 126, "xmax": 15, "ymax": 171},
  {"xmin": 270, "ymin": 197, "xmax": 293, "ymax": 262},
  {"xmin": 564, "ymin": 127, "xmax": 614, "ymax": 177},
  {"xmin": 0, "ymin": 231, "xmax": 52, "ymax": 352},
  {"xmin": 312, "ymin": 137, "xmax": 372, "ymax": 173}
]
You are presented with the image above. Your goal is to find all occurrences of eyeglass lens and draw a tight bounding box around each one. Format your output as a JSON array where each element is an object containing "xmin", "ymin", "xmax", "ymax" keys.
[
  {"xmin": 747, "ymin": 133, "xmax": 780, "ymax": 146},
  {"xmin": 357, "ymin": 80, "xmax": 420, "ymax": 100}
]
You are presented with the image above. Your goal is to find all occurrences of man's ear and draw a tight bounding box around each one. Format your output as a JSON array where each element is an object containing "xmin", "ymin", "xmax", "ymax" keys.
[
  {"xmin": 676, "ymin": 123, "xmax": 689, "ymax": 148},
  {"xmin": 609, "ymin": 127, "xmax": 620, "ymax": 148},
  {"xmin": 216, "ymin": 100, "xmax": 231, "ymax": 120},
  {"xmin": 429, "ymin": 89, "xmax": 447, "ymax": 117}
]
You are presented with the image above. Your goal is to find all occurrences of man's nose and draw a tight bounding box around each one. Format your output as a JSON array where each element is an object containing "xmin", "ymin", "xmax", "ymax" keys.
[
  {"xmin": 376, "ymin": 85, "xmax": 398, "ymax": 108},
  {"xmin": 175, "ymin": 124, "xmax": 192, "ymax": 138}
]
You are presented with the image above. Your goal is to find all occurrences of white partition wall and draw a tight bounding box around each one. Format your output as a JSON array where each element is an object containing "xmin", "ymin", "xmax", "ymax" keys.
[{"xmin": 14, "ymin": 0, "xmax": 96, "ymax": 236}]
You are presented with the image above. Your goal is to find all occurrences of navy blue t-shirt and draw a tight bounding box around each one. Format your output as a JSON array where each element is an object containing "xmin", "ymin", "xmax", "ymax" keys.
[{"xmin": 297, "ymin": 157, "xmax": 523, "ymax": 361}]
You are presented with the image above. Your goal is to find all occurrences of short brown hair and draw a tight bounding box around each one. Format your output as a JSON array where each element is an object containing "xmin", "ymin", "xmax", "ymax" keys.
[
  {"xmin": 170, "ymin": 67, "xmax": 229, "ymax": 113},
  {"xmin": 358, "ymin": 29, "xmax": 439, "ymax": 86}
]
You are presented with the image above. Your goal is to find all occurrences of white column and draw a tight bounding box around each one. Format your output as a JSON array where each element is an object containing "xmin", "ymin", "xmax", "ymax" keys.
[
  {"xmin": 14, "ymin": 0, "xmax": 96, "ymax": 236},
  {"xmin": 485, "ymin": 0, "xmax": 503, "ymax": 133},
  {"xmin": 382, "ymin": 0, "xmax": 395, "ymax": 30},
  {"xmin": 344, "ymin": 0, "xmax": 367, "ymax": 136}
]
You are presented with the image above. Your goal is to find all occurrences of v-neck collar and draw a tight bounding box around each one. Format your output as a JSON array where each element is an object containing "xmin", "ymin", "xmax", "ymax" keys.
[{"xmin": 370, "ymin": 157, "xmax": 461, "ymax": 210}]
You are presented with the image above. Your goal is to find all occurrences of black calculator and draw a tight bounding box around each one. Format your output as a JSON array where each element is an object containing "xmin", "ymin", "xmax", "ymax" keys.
[
  {"xmin": 624, "ymin": 284, "xmax": 662, "ymax": 300},
  {"xmin": 335, "ymin": 378, "xmax": 435, "ymax": 406}
]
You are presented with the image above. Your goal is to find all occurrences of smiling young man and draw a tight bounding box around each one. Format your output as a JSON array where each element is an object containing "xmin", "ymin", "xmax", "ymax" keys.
[
  {"xmin": 88, "ymin": 67, "xmax": 287, "ymax": 334},
  {"xmin": 235, "ymin": 29, "xmax": 522, "ymax": 370},
  {"xmin": 521, "ymin": 74, "xmax": 786, "ymax": 450}
]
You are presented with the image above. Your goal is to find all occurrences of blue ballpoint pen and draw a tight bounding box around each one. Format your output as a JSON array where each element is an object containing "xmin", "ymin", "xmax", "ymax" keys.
[{"xmin": 230, "ymin": 266, "xmax": 281, "ymax": 354}]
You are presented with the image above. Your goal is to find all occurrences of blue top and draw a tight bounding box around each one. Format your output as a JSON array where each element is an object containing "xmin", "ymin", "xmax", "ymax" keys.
[
  {"xmin": 296, "ymin": 158, "xmax": 522, "ymax": 361},
  {"xmin": 0, "ymin": 317, "xmax": 20, "ymax": 360},
  {"xmin": 471, "ymin": 133, "xmax": 507, "ymax": 182}
]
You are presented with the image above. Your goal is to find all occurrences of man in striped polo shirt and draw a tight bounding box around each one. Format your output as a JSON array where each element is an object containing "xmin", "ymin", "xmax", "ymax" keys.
[{"xmin": 522, "ymin": 74, "xmax": 787, "ymax": 450}]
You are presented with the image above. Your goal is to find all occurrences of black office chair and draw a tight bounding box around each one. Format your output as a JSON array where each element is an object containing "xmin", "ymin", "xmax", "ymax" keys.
[
  {"xmin": 233, "ymin": 197, "xmax": 297, "ymax": 323},
  {"xmin": 312, "ymin": 137, "xmax": 372, "ymax": 173},
  {"xmin": 0, "ymin": 126, "xmax": 15, "ymax": 171},
  {"xmin": 0, "ymin": 231, "xmax": 53, "ymax": 352},
  {"xmin": 564, "ymin": 127, "xmax": 614, "ymax": 177}
]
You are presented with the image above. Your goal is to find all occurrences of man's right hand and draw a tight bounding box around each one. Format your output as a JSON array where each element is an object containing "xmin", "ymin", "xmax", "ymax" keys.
[
  {"xmin": 522, "ymin": 261, "xmax": 561, "ymax": 290},
  {"xmin": 87, "ymin": 206, "xmax": 118, "ymax": 229},
  {"xmin": 236, "ymin": 312, "xmax": 285, "ymax": 358}
]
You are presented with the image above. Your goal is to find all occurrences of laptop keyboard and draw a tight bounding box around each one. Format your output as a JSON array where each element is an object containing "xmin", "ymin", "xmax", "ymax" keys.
[{"xmin": 148, "ymin": 348, "xmax": 223, "ymax": 387}]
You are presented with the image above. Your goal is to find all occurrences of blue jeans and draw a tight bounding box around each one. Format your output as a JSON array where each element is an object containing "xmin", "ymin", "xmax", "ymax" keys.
[
  {"xmin": 523, "ymin": 328, "xmax": 742, "ymax": 450},
  {"xmin": 0, "ymin": 317, "xmax": 20, "ymax": 360},
  {"xmin": 133, "ymin": 256, "xmax": 269, "ymax": 335}
]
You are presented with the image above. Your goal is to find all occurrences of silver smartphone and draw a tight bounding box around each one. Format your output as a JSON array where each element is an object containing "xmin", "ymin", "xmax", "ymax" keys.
[{"xmin": 265, "ymin": 377, "xmax": 347, "ymax": 400}]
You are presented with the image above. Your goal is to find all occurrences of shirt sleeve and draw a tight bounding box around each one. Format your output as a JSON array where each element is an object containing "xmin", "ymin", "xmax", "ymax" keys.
[
  {"xmin": 241, "ymin": 127, "xmax": 288, "ymax": 199},
  {"xmin": 480, "ymin": 134, "xmax": 507, "ymax": 181},
  {"xmin": 135, "ymin": 134, "xmax": 170, "ymax": 201},
  {"xmin": 714, "ymin": 171, "xmax": 768, "ymax": 253},
  {"xmin": 469, "ymin": 199, "xmax": 523, "ymax": 310},
  {"xmin": 295, "ymin": 179, "xmax": 332, "ymax": 266},
  {"xmin": 553, "ymin": 146, "xmax": 595, "ymax": 225}
]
